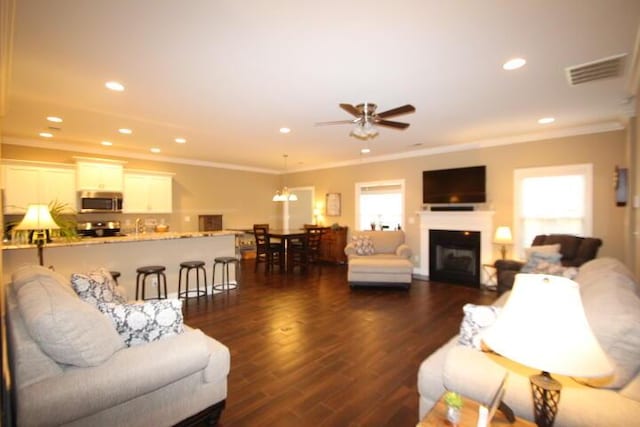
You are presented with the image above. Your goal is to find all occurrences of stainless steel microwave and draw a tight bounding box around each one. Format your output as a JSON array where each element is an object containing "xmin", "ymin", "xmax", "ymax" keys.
[{"xmin": 77, "ymin": 191, "xmax": 123, "ymax": 213}]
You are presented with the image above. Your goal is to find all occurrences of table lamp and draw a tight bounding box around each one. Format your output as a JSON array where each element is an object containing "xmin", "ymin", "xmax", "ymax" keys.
[
  {"xmin": 493, "ymin": 226, "xmax": 513, "ymax": 259},
  {"xmin": 482, "ymin": 274, "xmax": 612, "ymax": 427},
  {"xmin": 14, "ymin": 204, "xmax": 60, "ymax": 266}
]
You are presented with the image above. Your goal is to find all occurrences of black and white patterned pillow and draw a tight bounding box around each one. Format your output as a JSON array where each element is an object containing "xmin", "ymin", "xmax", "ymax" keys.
[
  {"xmin": 98, "ymin": 299, "xmax": 184, "ymax": 347},
  {"xmin": 71, "ymin": 268, "xmax": 127, "ymax": 307},
  {"xmin": 458, "ymin": 304, "xmax": 502, "ymax": 350}
]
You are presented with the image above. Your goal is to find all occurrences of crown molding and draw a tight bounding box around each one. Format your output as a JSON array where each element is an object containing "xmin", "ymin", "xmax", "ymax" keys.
[
  {"xmin": 2, "ymin": 121, "xmax": 625, "ymax": 175},
  {"xmin": 288, "ymin": 121, "xmax": 626, "ymax": 173},
  {"xmin": 1, "ymin": 137, "xmax": 281, "ymax": 175}
]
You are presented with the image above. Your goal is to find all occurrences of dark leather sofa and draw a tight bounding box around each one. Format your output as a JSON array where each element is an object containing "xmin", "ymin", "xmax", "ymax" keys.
[{"xmin": 494, "ymin": 234, "xmax": 602, "ymax": 294}]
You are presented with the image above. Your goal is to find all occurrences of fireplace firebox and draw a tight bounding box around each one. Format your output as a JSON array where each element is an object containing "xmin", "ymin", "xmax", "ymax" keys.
[{"xmin": 429, "ymin": 229, "xmax": 481, "ymax": 287}]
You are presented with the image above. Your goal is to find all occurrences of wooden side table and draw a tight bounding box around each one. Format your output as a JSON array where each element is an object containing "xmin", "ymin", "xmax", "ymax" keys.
[
  {"xmin": 481, "ymin": 263, "xmax": 498, "ymax": 290},
  {"xmin": 417, "ymin": 393, "xmax": 535, "ymax": 426}
]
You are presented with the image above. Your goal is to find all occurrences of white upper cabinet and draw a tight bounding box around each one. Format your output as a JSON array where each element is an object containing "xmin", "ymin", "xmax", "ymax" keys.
[
  {"xmin": 2, "ymin": 162, "xmax": 76, "ymax": 214},
  {"xmin": 123, "ymin": 172, "xmax": 173, "ymax": 213},
  {"xmin": 76, "ymin": 160, "xmax": 124, "ymax": 191}
]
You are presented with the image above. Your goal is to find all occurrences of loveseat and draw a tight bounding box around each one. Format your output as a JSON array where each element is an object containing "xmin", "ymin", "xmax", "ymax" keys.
[
  {"xmin": 344, "ymin": 230, "xmax": 413, "ymax": 288},
  {"xmin": 417, "ymin": 257, "xmax": 640, "ymax": 426},
  {"xmin": 495, "ymin": 234, "xmax": 602, "ymax": 294},
  {"xmin": 6, "ymin": 265, "xmax": 230, "ymax": 427}
]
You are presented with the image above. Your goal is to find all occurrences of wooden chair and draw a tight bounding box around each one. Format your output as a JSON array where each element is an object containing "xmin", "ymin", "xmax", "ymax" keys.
[
  {"xmin": 253, "ymin": 224, "xmax": 283, "ymax": 272},
  {"xmin": 290, "ymin": 227, "xmax": 325, "ymax": 272}
]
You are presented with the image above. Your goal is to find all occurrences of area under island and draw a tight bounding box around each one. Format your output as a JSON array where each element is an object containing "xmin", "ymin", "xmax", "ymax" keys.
[{"xmin": 3, "ymin": 231, "xmax": 238, "ymax": 299}]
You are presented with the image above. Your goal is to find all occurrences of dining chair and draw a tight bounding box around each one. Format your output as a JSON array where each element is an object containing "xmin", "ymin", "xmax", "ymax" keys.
[
  {"xmin": 253, "ymin": 224, "xmax": 283, "ymax": 272},
  {"xmin": 290, "ymin": 227, "xmax": 325, "ymax": 272}
]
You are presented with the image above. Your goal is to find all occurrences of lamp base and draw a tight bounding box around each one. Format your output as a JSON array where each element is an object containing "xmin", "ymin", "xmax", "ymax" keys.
[{"xmin": 530, "ymin": 371, "xmax": 562, "ymax": 427}]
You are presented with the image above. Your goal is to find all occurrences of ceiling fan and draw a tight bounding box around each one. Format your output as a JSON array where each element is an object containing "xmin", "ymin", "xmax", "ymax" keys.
[{"xmin": 316, "ymin": 103, "xmax": 416, "ymax": 139}]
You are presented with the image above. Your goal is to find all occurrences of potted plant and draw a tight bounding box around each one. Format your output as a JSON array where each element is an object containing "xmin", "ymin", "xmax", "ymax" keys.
[
  {"xmin": 444, "ymin": 391, "xmax": 463, "ymax": 425},
  {"xmin": 47, "ymin": 200, "xmax": 79, "ymax": 241}
]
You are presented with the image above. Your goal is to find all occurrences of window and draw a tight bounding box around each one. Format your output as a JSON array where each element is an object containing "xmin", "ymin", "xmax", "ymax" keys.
[
  {"xmin": 514, "ymin": 164, "xmax": 593, "ymax": 257},
  {"xmin": 355, "ymin": 180, "xmax": 405, "ymax": 231}
]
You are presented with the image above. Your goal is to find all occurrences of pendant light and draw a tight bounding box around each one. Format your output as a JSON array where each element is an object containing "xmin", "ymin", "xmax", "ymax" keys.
[{"xmin": 272, "ymin": 154, "xmax": 298, "ymax": 202}]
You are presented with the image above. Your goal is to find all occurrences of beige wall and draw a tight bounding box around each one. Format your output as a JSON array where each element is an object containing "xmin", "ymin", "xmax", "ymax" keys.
[
  {"xmin": 1, "ymin": 129, "xmax": 631, "ymax": 269},
  {"xmin": 1, "ymin": 144, "xmax": 281, "ymax": 232},
  {"xmin": 286, "ymin": 130, "xmax": 629, "ymax": 268}
]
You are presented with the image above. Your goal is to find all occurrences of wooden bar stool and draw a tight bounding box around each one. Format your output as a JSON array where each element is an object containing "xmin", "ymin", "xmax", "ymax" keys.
[
  {"xmin": 212, "ymin": 256, "xmax": 240, "ymax": 292},
  {"xmin": 178, "ymin": 260, "xmax": 207, "ymax": 299},
  {"xmin": 135, "ymin": 265, "xmax": 168, "ymax": 300}
]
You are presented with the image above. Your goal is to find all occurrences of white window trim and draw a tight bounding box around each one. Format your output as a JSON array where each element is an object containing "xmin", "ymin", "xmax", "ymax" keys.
[
  {"xmin": 355, "ymin": 179, "xmax": 406, "ymax": 231},
  {"xmin": 513, "ymin": 163, "xmax": 593, "ymax": 258}
]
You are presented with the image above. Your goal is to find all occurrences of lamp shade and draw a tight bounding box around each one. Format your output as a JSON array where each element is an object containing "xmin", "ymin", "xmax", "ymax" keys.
[
  {"xmin": 14, "ymin": 204, "xmax": 60, "ymax": 231},
  {"xmin": 493, "ymin": 226, "xmax": 513, "ymax": 244},
  {"xmin": 482, "ymin": 274, "xmax": 612, "ymax": 378}
]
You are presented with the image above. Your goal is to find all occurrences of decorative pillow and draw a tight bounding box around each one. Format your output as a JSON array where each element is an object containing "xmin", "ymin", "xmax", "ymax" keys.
[
  {"xmin": 524, "ymin": 243, "xmax": 561, "ymax": 258},
  {"xmin": 98, "ymin": 299, "xmax": 184, "ymax": 347},
  {"xmin": 71, "ymin": 268, "xmax": 127, "ymax": 307},
  {"xmin": 520, "ymin": 251, "xmax": 562, "ymax": 273},
  {"xmin": 352, "ymin": 235, "xmax": 375, "ymax": 256},
  {"xmin": 458, "ymin": 304, "xmax": 502, "ymax": 350},
  {"xmin": 16, "ymin": 275, "xmax": 124, "ymax": 367},
  {"xmin": 520, "ymin": 251, "xmax": 579, "ymax": 279}
]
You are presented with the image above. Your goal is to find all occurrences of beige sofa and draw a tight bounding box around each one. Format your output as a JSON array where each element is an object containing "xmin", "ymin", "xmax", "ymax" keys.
[
  {"xmin": 344, "ymin": 230, "xmax": 413, "ymax": 288},
  {"xmin": 417, "ymin": 257, "xmax": 640, "ymax": 425},
  {"xmin": 6, "ymin": 266, "xmax": 230, "ymax": 427}
]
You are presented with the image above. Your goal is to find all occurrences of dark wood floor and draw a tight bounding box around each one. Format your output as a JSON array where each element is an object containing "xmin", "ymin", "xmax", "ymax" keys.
[{"xmin": 182, "ymin": 260, "xmax": 498, "ymax": 427}]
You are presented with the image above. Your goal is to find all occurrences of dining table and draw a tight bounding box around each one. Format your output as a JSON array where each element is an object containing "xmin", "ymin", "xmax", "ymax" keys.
[{"xmin": 267, "ymin": 229, "xmax": 306, "ymax": 272}]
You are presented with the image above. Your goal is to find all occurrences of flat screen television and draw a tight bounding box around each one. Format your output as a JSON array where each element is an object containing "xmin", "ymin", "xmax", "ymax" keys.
[{"xmin": 422, "ymin": 165, "xmax": 486, "ymax": 204}]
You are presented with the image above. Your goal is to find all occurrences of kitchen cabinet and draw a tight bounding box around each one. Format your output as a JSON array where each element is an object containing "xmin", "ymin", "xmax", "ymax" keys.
[
  {"xmin": 76, "ymin": 161, "xmax": 124, "ymax": 191},
  {"xmin": 318, "ymin": 226, "xmax": 348, "ymax": 264},
  {"xmin": 2, "ymin": 162, "xmax": 76, "ymax": 214},
  {"xmin": 123, "ymin": 172, "xmax": 173, "ymax": 213}
]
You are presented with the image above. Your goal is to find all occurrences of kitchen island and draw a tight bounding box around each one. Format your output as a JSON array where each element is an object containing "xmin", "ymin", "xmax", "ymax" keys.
[{"xmin": 3, "ymin": 231, "xmax": 238, "ymax": 299}]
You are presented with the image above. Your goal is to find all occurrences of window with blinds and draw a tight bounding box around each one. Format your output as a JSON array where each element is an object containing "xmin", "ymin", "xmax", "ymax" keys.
[{"xmin": 514, "ymin": 164, "xmax": 593, "ymax": 258}]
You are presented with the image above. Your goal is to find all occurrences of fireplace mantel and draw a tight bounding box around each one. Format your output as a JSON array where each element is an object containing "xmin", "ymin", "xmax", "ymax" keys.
[{"xmin": 416, "ymin": 210, "xmax": 494, "ymax": 281}]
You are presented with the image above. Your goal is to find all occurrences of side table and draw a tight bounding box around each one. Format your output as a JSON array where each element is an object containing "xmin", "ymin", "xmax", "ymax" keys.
[
  {"xmin": 481, "ymin": 263, "xmax": 498, "ymax": 291},
  {"xmin": 417, "ymin": 393, "xmax": 535, "ymax": 426}
]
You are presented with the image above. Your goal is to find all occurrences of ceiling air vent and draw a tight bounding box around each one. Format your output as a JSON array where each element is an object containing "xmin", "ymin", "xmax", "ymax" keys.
[{"xmin": 565, "ymin": 53, "xmax": 627, "ymax": 86}]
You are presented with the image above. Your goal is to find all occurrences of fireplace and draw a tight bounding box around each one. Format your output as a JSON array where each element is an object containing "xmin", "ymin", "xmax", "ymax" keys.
[{"xmin": 429, "ymin": 229, "xmax": 481, "ymax": 287}]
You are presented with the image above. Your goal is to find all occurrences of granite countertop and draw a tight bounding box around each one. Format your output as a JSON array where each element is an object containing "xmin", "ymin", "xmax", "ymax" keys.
[{"xmin": 2, "ymin": 230, "xmax": 239, "ymax": 250}]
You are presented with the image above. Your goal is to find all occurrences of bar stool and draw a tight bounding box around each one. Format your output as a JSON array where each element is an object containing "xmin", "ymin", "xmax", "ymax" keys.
[
  {"xmin": 212, "ymin": 256, "xmax": 240, "ymax": 292},
  {"xmin": 178, "ymin": 260, "xmax": 207, "ymax": 299},
  {"xmin": 109, "ymin": 271, "xmax": 121, "ymax": 286},
  {"xmin": 135, "ymin": 265, "xmax": 168, "ymax": 300}
]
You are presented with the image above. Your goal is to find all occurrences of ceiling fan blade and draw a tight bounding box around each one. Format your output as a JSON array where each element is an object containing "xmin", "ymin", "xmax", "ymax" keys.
[
  {"xmin": 339, "ymin": 103, "xmax": 361, "ymax": 117},
  {"xmin": 375, "ymin": 119, "xmax": 410, "ymax": 129},
  {"xmin": 376, "ymin": 104, "xmax": 416, "ymax": 118},
  {"xmin": 315, "ymin": 119, "xmax": 358, "ymax": 126}
]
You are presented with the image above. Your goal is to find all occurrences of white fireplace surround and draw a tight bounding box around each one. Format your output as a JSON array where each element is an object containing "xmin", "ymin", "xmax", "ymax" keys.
[{"xmin": 417, "ymin": 210, "xmax": 494, "ymax": 283}]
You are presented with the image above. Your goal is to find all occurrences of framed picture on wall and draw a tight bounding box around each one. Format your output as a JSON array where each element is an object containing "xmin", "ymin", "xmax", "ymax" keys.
[{"xmin": 326, "ymin": 193, "xmax": 341, "ymax": 216}]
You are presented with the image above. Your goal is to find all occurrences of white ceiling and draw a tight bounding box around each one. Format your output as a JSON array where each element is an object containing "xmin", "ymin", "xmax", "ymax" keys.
[{"xmin": 3, "ymin": 0, "xmax": 640, "ymax": 172}]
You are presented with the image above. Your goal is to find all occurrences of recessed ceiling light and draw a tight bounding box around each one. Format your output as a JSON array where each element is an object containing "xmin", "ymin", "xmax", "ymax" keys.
[
  {"xmin": 175, "ymin": 137, "xmax": 186, "ymax": 144},
  {"xmin": 105, "ymin": 81, "xmax": 125, "ymax": 92},
  {"xmin": 118, "ymin": 128, "xmax": 132, "ymax": 134},
  {"xmin": 101, "ymin": 141, "xmax": 113, "ymax": 146},
  {"xmin": 503, "ymin": 58, "xmax": 526, "ymax": 70},
  {"xmin": 538, "ymin": 117, "xmax": 555, "ymax": 124},
  {"xmin": 39, "ymin": 132, "xmax": 53, "ymax": 138},
  {"xmin": 279, "ymin": 127, "xmax": 291, "ymax": 134},
  {"xmin": 47, "ymin": 116, "xmax": 63, "ymax": 123},
  {"xmin": 150, "ymin": 147, "xmax": 161, "ymax": 154},
  {"xmin": 361, "ymin": 148, "xmax": 371, "ymax": 154}
]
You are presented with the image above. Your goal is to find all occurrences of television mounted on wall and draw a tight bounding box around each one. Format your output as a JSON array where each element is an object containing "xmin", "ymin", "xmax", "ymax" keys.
[{"xmin": 422, "ymin": 165, "xmax": 486, "ymax": 204}]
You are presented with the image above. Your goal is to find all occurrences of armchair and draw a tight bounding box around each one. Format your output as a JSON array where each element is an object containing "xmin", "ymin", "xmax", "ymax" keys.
[
  {"xmin": 495, "ymin": 234, "xmax": 602, "ymax": 294},
  {"xmin": 344, "ymin": 230, "xmax": 413, "ymax": 288}
]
